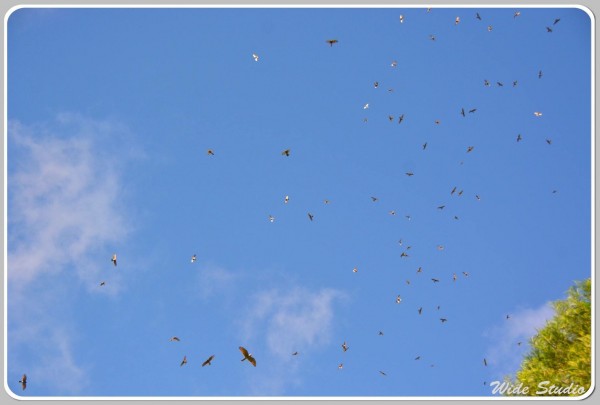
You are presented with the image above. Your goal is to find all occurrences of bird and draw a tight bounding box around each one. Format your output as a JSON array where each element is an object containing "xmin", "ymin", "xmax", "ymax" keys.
[
  {"xmin": 180, "ymin": 355, "xmax": 187, "ymax": 366},
  {"xmin": 202, "ymin": 355, "xmax": 215, "ymax": 367},
  {"xmin": 434, "ymin": 120, "xmax": 441, "ymax": 125},
  {"xmin": 169, "ymin": 336, "xmax": 180, "ymax": 342},
  {"xmin": 389, "ymin": 210, "xmax": 396, "ymax": 216},
  {"xmin": 406, "ymin": 172, "xmax": 414, "ymax": 176},
  {"xmin": 513, "ymin": 80, "xmax": 518, "ymax": 87},
  {"xmin": 326, "ymin": 39, "xmax": 338, "ymax": 47},
  {"xmin": 462, "ymin": 271, "xmax": 470, "ymax": 277},
  {"xmin": 19, "ymin": 374, "xmax": 26, "ymax": 390},
  {"xmin": 455, "ymin": 16, "xmax": 460, "ymax": 25},
  {"xmin": 308, "ymin": 213, "xmax": 314, "ymax": 221},
  {"xmin": 363, "ymin": 103, "xmax": 369, "ymax": 109},
  {"xmin": 484, "ymin": 358, "xmax": 488, "ymax": 366},
  {"xmin": 417, "ymin": 267, "xmax": 423, "ymax": 274},
  {"xmin": 458, "ymin": 190, "xmax": 463, "ymax": 196},
  {"xmin": 453, "ymin": 273, "xmax": 457, "ymax": 282},
  {"xmin": 431, "ymin": 278, "xmax": 440, "ymax": 283},
  {"xmin": 475, "ymin": 195, "xmax": 481, "ymax": 201},
  {"xmin": 268, "ymin": 215, "xmax": 275, "ymax": 223},
  {"xmin": 371, "ymin": 196, "xmax": 378, "ymax": 202},
  {"xmin": 440, "ymin": 318, "xmax": 448, "ymax": 323},
  {"xmin": 379, "ymin": 371, "xmax": 387, "ymax": 376},
  {"xmin": 467, "ymin": 146, "xmax": 474, "ymax": 153},
  {"xmin": 341, "ymin": 341, "xmax": 349, "ymax": 352},
  {"xmin": 400, "ymin": 252, "xmax": 409, "ymax": 258},
  {"xmin": 476, "ymin": 12, "xmax": 482, "ymax": 20},
  {"xmin": 338, "ymin": 363, "xmax": 344, "ymax": 369},
  {"xmin": 388, "ymin": 115, "xmax": 394, "ymax": 122},
  {"xmin": 191, "ymin": 254, "xmax": 197, "ymax": 263},
  {"xmin": 517, "ymin": 134, "xmax": 522, "ymax": 142},
  {"xmin": 252, "ymin": 53, "xmax": 259, "ymax": 62},
  {"xmin": 487, "ymin": 25, "xmax": 493, "ymax": 32},
  {"xmin": 451, "ymin": 186, "xmax": 457, "ymax": 195},
  {"xmin": 484, "ymin": 79, "xmax": 490, "ymax": 86},
  {"xmin": 546, "ymin": 26, "xmax": 553, "ymax": 32},
  {"xmin": 378, "ymin": 331, "xmax": 384, "ymax": 336},
  {"xmin": 554, "ymin": 18, "xmax": 561, "ymax": 25},
  {"xmin": 429, "ymin": 34, "xmax": 436, "ymax": 41},
  {"xmin": 396, "ymin": 295, "xmax": 402, "ymax": 304},
  {"xmin": 454, "ymin": 216, "xmax": 459, "ymax": 220},
  {"xmin": 422, "ymin": 142, "xmax": 428, "ymax": 150},
  {"xmin": 292, "ymin": 351, "xmax": 299, "ymax": 356},
  {"xmin": 284, "ymin": 195, "xmax": 289, "ymax": 204},
  {"xmin": 517, "ymin": 342, "xmax": 523, "ymax": 346},
  {"xmin": 324, "ymin": 199, "xmax": 330, "ymax": 204},
  {"xmin": 437, "ymin": 205, "xmax": 445, "ymax": 210},
  {"xmin": 418, "ymin": 307, "xmax": 423, "ymax": 315},
  {"xmin": 546, "ymin": 139, "xmax": 552, "ymax": 145},
  {"xmin": 239, "ymin": 346, "xmax": 257, "ymax": 367},
  {"xmin": 391, "ymin": 60, "xmax": 398, "ymax": 67},
  {"xmin": 497, "ymin": 81, "xmax": 504, "ymax": 87},
  {"xmin": 352, "ymin": 267, "xmax": 358, "ymax": 273},
  {"xmin": 406, "ymin": 279, "xmax": 411, "ymax": 285},
  {"xmin": 99, "ymin": 281, "xmax": 106, "ymax": 286},
  {"xmin": 437, "ymin": 245, "xmax": 444, "ymax": 250},
  {"xmin": 538, "ymin": 70, "xmax": 543, "ymax": 79},
  {"xmin": 534, "ymin": 111, "xmax": 543, "ymax": 117},
  {"xmin": 469, "ymin": 108, "xmax": 477, "ymax": 113},
  {"xmin": 415, "ymin": 356, "xmax": 421, "ymax": 360},
  {"xmin": 281, "ymin": 149, "xmax": 291, "ymax": 156},
  {"xmin": 398, "ymin": 114, "xmax": 405, "ymax": 123},
  {"xmin": 437, "ymin": 305, "xmax": 441, "ymax": 310},
  {"xmin": 461, "ymin": 108, "xmax": 465, "ymax": 117},
  {"xmin": 514, "ymin": 11, "xmax": 521, "ymax": 18},
  {"xmin": 111, "ymin": 254, "xmax": 117, "ymax": 267},
  {"xmin": 399, "ymin": 15, "xmax": 404, "ymax": 23},
  {"xmin": 374, "ymin": 81, "xmax": 379, "ymax": 88},
  {"xmin": 506, "ymin": 314, "xmax": 511, "ymax": 319},
  {"xmin": 405, "ymin": 214, "xmax": 411, "ymax": 221},
  {"xmin": 207, "ymin": 149, "xmax": 215, "ymax": 155}
]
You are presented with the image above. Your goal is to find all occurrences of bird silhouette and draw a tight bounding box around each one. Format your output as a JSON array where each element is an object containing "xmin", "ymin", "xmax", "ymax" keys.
[
  {"xmin": 391, "ymin": 60, "xmax": 398, "ymax": 67},
  {"xmin": 399, "ymin": 15, "xmax": 404, "ymax": 23},
  {"xmin": 99, "ymin": 281, "xmax": 106, "ymax": 286},
  {"xmin": 423, "ymin": 142, "xmax": 428, "ymax": 150},
  {"xmin": 546, "ymin": 26, "xmax": 553, "ymax": 32},
  {"xmin": 418, "ymin": 307, "xmax": 423, "ymax": 315},
  {"xmin": 440, "ymin": 318, "xmax": 447, "ymax": 323},
  {"xmin": 19, "ymin": 374, "xmax": 26, "ymax": 390},
  {"xmin": 431, "ymin": 278, "xmax": 440, "ymax": 283},
  {"xmin": 111, "ymin": 254, "xmax": 117, "ymax": 267},
  {"xmin": 268, "ymin": 215, "xmax": 275, "ymax": 223},
  {"xmin": 342, "ymin": 341, "xmax": 349, "ymax": 352},
  {"xmin": 497, "ymin": 81, "xmax": 504, "ymax": 87},
  {"xmin": 207, "ymin": 149, "xmax": 215, "ymax": 155},
  {"xmin": 378, "ymin": 331, "xmax": 384, "ymax": 336},
  {"xmin": 379, "ymin": 371, "xmax": 387, "ymax": 376},
  {"xmin": 517, "ymin": 134, "xmax": 522, "ymax": 142},
  {"xmin": 451, "ymin": 186, "xmax": 457, "ymax": 195},
  {"xmin": 308, "ymin": 213, "xmax": 314, "ymax": 221},
  {"xmin": 374, "ymin": 81, "xmax": 379, "ymax": 88},
  {"xmin": 371, "ymin": 196, "xmax": 378, "ymax": 202},
  {"xmin": 396, "ymin": 295, "xmax": 402, "ymax": 304},
  {"xmin": 281, "ymin": 149, "xmax": 291, "ymax": 156},
  {"xmin": 469, "ymin": 108, "xmax": 477, "ymax": 113},
  {"xmin": 202, "ymin": 355, "xmax": 215, "ymax": 367},
  {"xmin": 467, "ymin": 146, "xmax": 474, "ymax": 153},
  {"xmin": 437, "ymin": 205, "xmax": 445, "ymax": 210},
  {"xmin": 415, "ymin": 356, "xmax": 421, "ymax": 360},
  {"xmin": 191, "ymin": 254, "xmax": 197, "ymax": 263},
  {"xmin": 180, "ymin": 355, "xmax": 187, "ymax": 366},
  {"xmin": 338, "ymin": 363, "xmax": 344, "ymax": 369},
  {"xmin": 513, "ymin": 80, "xmax": 518, "ymax": 87},
  {"xmin": 326, "ymin": 39, "xmax": 338, "ymax": 47},
  {"xmin": 487, "ymin": 25, "xmax": 493, "ymax": 32},
  {"xmin": 461, "ymin": 108, "xmax": 465, "ymax": 117},
  {"xmin": 292, "ymin": 351, "xmax": 299, "ymax": 356},
  {"xmin": 538, "ymin": 70, "xmax": 543, "ymax": 79},
  {"xmin": 406, "ymin": 172, "xmax": 414, "ymax": 176},
  {"xmin": 484, "ymin": 79, "xmax": 490, "ymax": 86},
  {"xmin": 284, "ymin": 195, "xmax": 289, "ymax": 204},
  {"xmin": 484, "ymin": 358, "xmax": 488, "ymax": 366},
  {"xmin": 398, "ymin": 114, "xmax": 405, "ymax": 123},
  {"xmin": 554, "ymin": 18, "xmax": 560, "ymax": 25},
  {"xmin": 476, "ymin": 12, "xmax": 482, "ymax": 20},
  {"xmin": 170, "ymin": 336, "xmax": 180, "ymax": 342},
  {"xmin": 534, "ymin": 112, "xmax": 543, "ymax": 117},
  {"xmin": 455, "ymin": 16, "xmax": 460, "ymax": 25},
  {"xmin": 514, "ymin": 11, "xmax": 521, "ymax": 18},
  {"xmin": 546, "ymin": 139, "xmax": 552, "ymax": 145},
  {"xmin": 239, "ymin": 346, "xmax": 257, "ymax": 367},
  {"xmin": 462, "ymin": 271, "xmax": 470, "ymax": 277}
]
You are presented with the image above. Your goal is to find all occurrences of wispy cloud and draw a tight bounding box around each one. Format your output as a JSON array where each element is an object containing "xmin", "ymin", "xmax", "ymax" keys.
[
  {"xmin": 484, "ymin": 302, "xmax": 555, "ymax": 378},
  {"xmin": 7, "ymin": 114, "xmax": 136, "ymax": 395},
  {"xmin": 238, "ymin": 286, "xmax": 346, "ymax": 395}
]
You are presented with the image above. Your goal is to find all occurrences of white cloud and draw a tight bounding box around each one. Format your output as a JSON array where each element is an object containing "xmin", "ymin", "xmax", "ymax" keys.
[{"xmin": 484, "ymin": 302, "xmax": 555, "ymax": 377}]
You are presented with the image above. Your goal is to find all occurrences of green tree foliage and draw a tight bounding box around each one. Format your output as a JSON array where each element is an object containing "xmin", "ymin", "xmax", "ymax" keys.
[{"xmin": 506, "ymin": 278, "xmax": 591, "ymax": 396}]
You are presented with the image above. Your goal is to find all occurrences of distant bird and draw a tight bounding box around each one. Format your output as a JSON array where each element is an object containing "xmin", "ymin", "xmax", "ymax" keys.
[
  {"xmin": 391, "ymin": 60, "xmax": 398, "ymax": 67},
  {"xmin": 99, "ymin": 281, "xmax": 106, "ymax": 286},
  {"xmin": 440, "ymin": 318, "xmax": 448, "ymax": 323},
  {"xmin": 399, "ymin": 15, "xmax": 404, "ymax": 23},
  {"xmin": 378, "ymin": 331, "xmax": 384, "ymax": 336},
  {"xmin": 202, "ymin": 355, "xmax": 215, "ymax": 367},
  {"xmin": 451, "ymin": 186, "xmax": 457, "ymax": 195},
  {"xmin": 487, "ymin": 25, "xmax": 493, "ymax": 32},
  {"xmin": 431, "ymin": 278, "xmax": 440, "ymax": 283},
  {"xmin": 252, "ymin": 53, "xmax": 259, "ymax": 62},
  {"xmin": 475, "ymin": 195, "xmax": 481, "ymax": 201},
  {"xmin": 437, "ymin": 305, "xmax": 441, "ymax": 310},
  {"xmin": 324, "ymin": 199, "xmax": 330, "ymax": 204},
  {"xmin": 429, "ymin": 34, "xmax": 436, "ymax": 41},
  {"xmin": 400, "ymin": 252, "xmax": 409, "ymax": 258},
  {"xmin": 484, "ymin": 358, "xmax": 488, "ymax": 366},
  {"xmin": 268, "ymin": 215, "xmax": 275, "ymax": 223},
  {"xmin": 374, "ymin": 81, "xmax": 379, "ymax": 88},
  {"xmin": 417, "ymin": 267, "xmax": 423, "ymax": 273},
  {"xmin": 239, "ymin": 346, "xmax": 257, "ymax": 367},
  {"xmin": 388, "ymin": 115, "xmax": 394, "ymax": 122},
  {"xmin": 517, "ymin": 342, "xmax": 522, "ymax": 346},
  {"xmin": 19, "ymin": 374, "xmax": 26, "ymax": 390},
  {"xmin": 207, "ymin": 149, "xmax": 215, "ymax": 155},
  {"xmin": 454, "ymin": 216, "xmax": 459, "ymax": 220},
  {"xmin": 326, "ymin": 39, "xmax": 338, "ymax": 47},
  {"xmin": 363, "ymin": 103, "xmax": 369, "ymax": 109},
  {"xmin": 517, "ymin": 134, "xmax": 522, "ymax": 142},
  {"xmin": 292, "ymin": 351, "xmax": 299, "ymax": 355},
  {"xmin": 422, "ymin": 142, "xmax": 428, "ymax": 150},
  {"xmin": 406, "ymin": 172, "xmax": 414, "ymax": 176},
  {"xmin": 514, "ymin": 11, "xmax": 521, "ymax": 18},
  {"xmin": 308, "ymin": 213, "xmax": 314, "ymax": 221},
  {"xmin": 352, "ymin": 267, "xmax": 358, "ymax": 273},
  {"xmin": 406, "ymin": 279, "xmax": 411, "ymax": 285},
  {"xmin": 455, "ymin": 16, "xmax": 460, "ymax": 25},
  {"xmin": 538, "ymin": 70, "xmax": 543, "ymax": 79},
  {"xmin": 461, "ymin": 108, "xmax": 465, "ymax": 117},
  {"xmin": 534, "ymin": 111, "xmax": 543, "ymax": 117},
  {"xmin": 546, "ymin": 139, "xmax": 552, "ymax": 145},
  {"xmin": 462, "ymin": 271, "xmax": 470, "ymax": 277},
  {"xmin": 437, "ymin": 245, "xmax": 444, "ymax": 250},
  {"xmin": 476, "ymin": 12, "xmax": 482, "ymax": 20},
  {"xmin": 458, "ymin": 190, "xmax": 463, "ymax": 196},
  {"xmin": 546, "ymin": 26, "xmax": 553, "ymax": 32},
  {"xmin": 191, "ymin": 254, "xmax": 197, "ymax": 263},
  {"xmin": 435, "ymin": 120, "xmax": 441, "ymax": 125},
  {"xmin": 469, "ymin": 108, "xmax": 477, "ymax": 113},
  {"xmin": 111, "ymin": 254, "xmax": 117, "ymax": 267},
  {"xmin": 415, "ymin": 356, "xmax": 421, "ymax": 360},
  {"xmin": 398, "ymin": 114, "xmax": 405, "ymax": 123},
  {"xmin": 453, "ymin": 273, "xmax": 457, "ymax": 282},
  {"xmin": 484, "ymin": 79, "xmax": 490, "ymax": 86},
  {"xmin": 467, "ymin": 146, "xmax": 474, "ymax": 153},
  {"xmin": 281, "ymin": 149, "xmax": 291, "ymax": 156},
  {"xmin": 506, "ymin": 314, "xmax": 511, "ymax": 319},
  {"xmin": 371, "ymin": 196, "xmax": 378, "ymax": 202},
  {"xmin": 513, "ymin": 80, "xmax": 518, "ymax": 87},
  {"xmin": 284, "ymin": 195, "xmax": 289, "ymax": 204},
  {"xmin": 389, "ymin": 210, "xmax": 396, "ymax": 216},
  {"xmin": 437, "ymin": 205, "xmax": 445, "ymax": 210},
  {"xmin": 379, "ymin": 371, "xmax": 387, "ymax": 376},
  {"xmin": 342, "ymin": 341, "xmax": 349, "ymax": 352},
  {"xmin": 497, "ymin": 81, "xmax": 504, "ymax": 87},
  {"xmin": 396, "ymin": 295, "xmax": 402, "ymax": 304},
  {"xmin": 169, "ymin": 336, "xmax": 180, "ymax": 342},
  {"xmin": 418, "ymin": 307, "xmax": 423, "ymax": 315},
  {"xmin": 338, "ymin": 363, "xmax": 343, "ymax": 369},
  {"xmin": 553, "ymin": 18, "xmax": 560, "ymax": 25},
  {"xmin": 180, "ymin": 355, "xmax": 187, "ymax": 366}
]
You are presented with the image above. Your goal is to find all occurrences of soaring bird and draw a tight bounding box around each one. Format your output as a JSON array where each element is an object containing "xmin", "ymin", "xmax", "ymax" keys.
[
  {"xmin": 374, "ymin": 81, "xmax": 379, "ymax": 88},
  {"xmin": 399, "ymin": 15, "xmax": 404, "ymax": 23},
  {"xmin": 111, "ymin": 254, "xmax": 117, "ymax": 267},
  {"xmin": 429, "ymin": 34, "xmax": 436, "ymax": 41},
  {"xmin": 467, "ymin": 146, "xmax": 474, "ymax": 153},
  {"xmin": 19, "ymin": 374, "xmax": 26, "ymax": 390},
  {"xmin": 169, "ymin": 336, "xmax": 180, "ymax": 342},
  {"xmin": 284, "ymin": 195, "xmax": 289, "ymax": 204},
  {"xmin": 268, "ymin": 215, "xmax": 275, "ymax": 223},
  {"xmin": 461, "ymin": 108, "xmax": 465, "ymax": 117},
  {"xmin": 484, "ymin": 79, "xmax": 490, "ymax": 86},
  {"xmin": 475, "ymin": 195, "xmax": 481, "ymax": 201},
  {"xmin": 422, "ymin": 142, "xmax": 428, "ymax": 150},
  {"xmin": 513, "ymin": 80, "xmax": 518, "ymax": 87},
  {"xmin": 546, "ymin": 139, "xmax": 552, "ymax": 145},
  {"xmin": 239, "ymin": 346, "xmax": 257, "ymax": 367},
  {"xmin": 363, "ymin": 103, "xmax": 369, "ymax": 109},
  {"xmin": 398, "ymin": 114, "xmax": 405, "ymax": 124},
  {"xmin": 379, "ymin": 371, "xmax": 387, "ymax": 376},
  {"xmin": 388, "ymin": 115, "xmax": 394, "ymax": 122},
  {"xmin": 431, "ymin": 278, "xmax": 440, "ymax": 283},
  {"xmin": 458, "ymin": 190, "xmax": 463, "ymax": 196},
  {"xmin": 252, "ymin": 53, "xmax": 259, "ymax": 62},
  {"xmin": 538, "ymin": 70, "xmax": 543, "ymax": 79},
  {"xmin": 455, "ymin": 16, "xmax": 460, "ymax": 25},
  {"xmin": 400, "ymin": 252, "xmax": 409, "ymax": 258},
  {"xmin": 326, "ymin": 39, "xmax": 338, "ymax": 47},
  {"xmin": 202, "ymin": 355, "xmax": 215, "ymax": 367},
  {"xmin": 534, "ymin": 112, "xmax": 543, "ymax": 117},
  {"xmin": 415, "ymin": 356, "xmax": 421, "ymax": 360},
  {"xmin": 417, "ymin": 267, "xmax": 423, "ymax": 274},
  {"xmin": 292, "ymin": 351, "xmax": 299, "ymax": 356},
  {"xmin": 371, "ymin": 196, "xmax": 378, "ymax": 202},
  {"xmin": 517, "ymin": 134, "xmax": 522, "ymax": 142},
  {"xmin": 391, "ymin": 60, "xmax": 398, "ymax": 67},
  {"xmin": 553, "ymin": 18, "xmax": 560, "ymax": 25},
  {"xmin": 341, "ymin": 341, "xmax": 349, "ymax": 352},
  {"xmin": 191, "ymin": 254, "xmax": 197, "ymax": 263},
  {"xmin": 484, "ymin": 358, "xmax": 488, "ymax": 366},
  {"xmin": 476, "ymin": 12, "xmax": 482, "ymax": 20},
  {"xmin": 207, "ymin": 149, "xmax": 215, "ymax": 155},
  {"xmin": 462, "ymin": 271, "xmax": 470, "ymax": 277},
  {"xmin": 440, "ymin": 318, "xmax": 448, "ymax": 323},
  {"xmin": 396, "ymin": 295, "xmax": 402, "ymax": 304},
  {"xmin": 378, "ymin": 331, "xmax": 384, "ymax": 336},
  {"xmin": 418, "ymin": 307, "xmax": 423, "ymax": 315},
  {"xmin": 506, "ymin": 314, "xmax": 511, "ymax": 319},
  {"xmin": 338, "ymin": 363, "xmax": 344, "ymax": 369},
  {"xmin": 281, "ymin": 149, "xmax": 291, "ymax": 156},
  {"xmin": 546, "ymin": 26, "xmax": 553, "ymax": 32},
  {"xmin": 406, "ymin": 172, "xmax": 414, "ymax": 176},
  {"xmin": 487, "ymin": 25, "xmax": 493, "ymax": 32},
  {"xmin": 308, "ymin": 213, "xmax": 314, "ymax": 221},
  {"xmin": 451, "ymin": 186, "xmax": 457, "ymax": 195},
  {"xmin": 180, "ymin": 355, "xmax": 187, "ymax": 366},
  {"xmin": 99, "ymin": 281, "xmax": 106, "ymax": 286},
  {"xmin": 514, "ymin": 11, "xmax": 521, "ymax": 18},
  {"xmin": 437, "ymin": 205, "xmax": 445, "ymax": 210},
  {"xmin": 469, "ymin": 108, "xmax": 477, "ymax": 113},
  {"xmin": 437, "ymin": 245, "xmax": 445, "ymax": 250},
  {"xmin": 453, "ymin": 273, "xmax": 457, "ymax": 282},
  {"xmin": 389, "ymin": 210, "xmax": 396, "ymax": 216}
]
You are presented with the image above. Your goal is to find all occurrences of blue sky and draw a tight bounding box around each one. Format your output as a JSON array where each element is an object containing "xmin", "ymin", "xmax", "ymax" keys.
[{"xmin": 5, "ymin": 6, "xmax": 593, "ymax": 398}]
